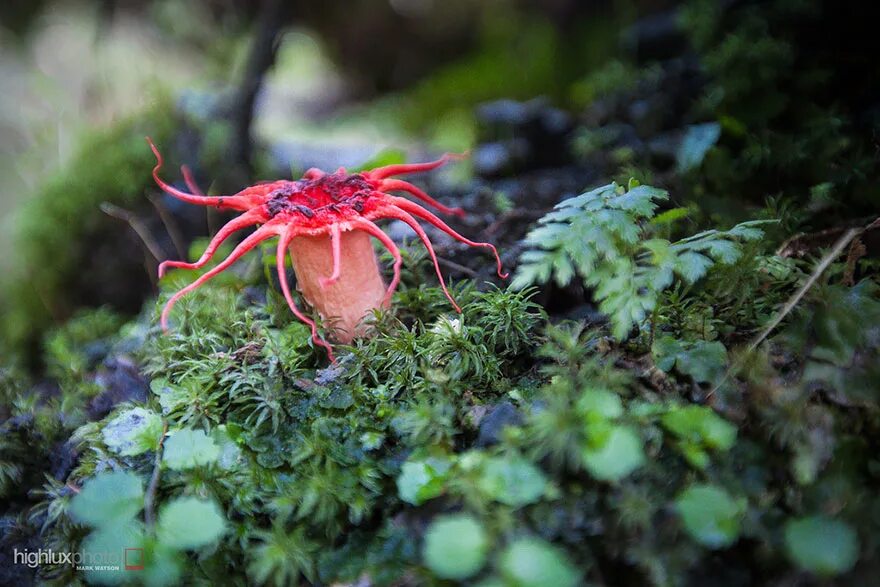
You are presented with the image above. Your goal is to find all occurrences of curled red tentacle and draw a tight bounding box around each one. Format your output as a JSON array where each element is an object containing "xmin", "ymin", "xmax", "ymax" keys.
[
  {"xmin": 147, "ymin": 137, "xmax": 251, "ymax": 211},
  {"xmin": 379, "ymin": 178, "xmax": 465, "ymax": 217},
  {"xmin": 276, "ymin": 228, "xmax": 336, "ymax": 362},
  {"xmin": 366, "ymin": 152, "xmax": 466, "ymax": 181},
  {"xmin": 158, "ymin": 208, "xmax": 267, "ymax": 279},
  {"xmin": 181, "ymin": 165, "xmax": 205, "ymax": 196},
  {"xmin": 386, "ymin": 195, "xmax": 508, "ymax": 279},
  {"xmin": 372, "ymin": 204, "xmax": 462, "ymax": 313},
  {"xmin": 160, "ymin": 223, "xmax": 281, "ymax": 330}
]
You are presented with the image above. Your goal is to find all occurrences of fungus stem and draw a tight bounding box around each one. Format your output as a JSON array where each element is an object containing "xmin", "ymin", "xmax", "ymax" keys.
[
  {"xmin": 276, "ymin": 230, "xmax": 336, "ymax": 361},
  {"xmin": 288, "ymin": 229, "xmax": 387, "ymax": 343}
]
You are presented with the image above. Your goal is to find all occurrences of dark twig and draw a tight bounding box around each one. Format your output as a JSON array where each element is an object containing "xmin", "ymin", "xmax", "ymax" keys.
[
  {"xmin": 100, "ymin": 202, "xmax": 166, "ymax": 262},
  {"xmin": 144, "ymin": 422, "xmax": 168, "ymax": 530},
  {"xmin": 228, "ymin": 0, "xmax": 292, "ymax": 173},
  {"xmin": 709, "ymin": 216, "xmax": 879, "ymax": 398},
  {"xmin": 437, "ymin": 257, "xmax": 479, "ymax": 277}
]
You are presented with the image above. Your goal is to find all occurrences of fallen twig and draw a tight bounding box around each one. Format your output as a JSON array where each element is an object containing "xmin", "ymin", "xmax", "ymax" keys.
[
  {"xmin": 144, "ymin": 422, "xmax": 168, "ymax": 530},
  {"xmin": 100, "ymin": 202, "xmax": 166, "ymax": 262},
  {"xmin": 710, "ymin": 215, "xmax": 879, "ymax": 397}
]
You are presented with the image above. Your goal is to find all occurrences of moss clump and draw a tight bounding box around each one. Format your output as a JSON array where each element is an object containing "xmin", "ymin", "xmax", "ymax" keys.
[
  {"xmin": 0, "ymin": 182, "xmax": 873, "ymax": 585},
  {"xmin": 0, "ymin": 94, "xmax": 178, "ymax": 365}
]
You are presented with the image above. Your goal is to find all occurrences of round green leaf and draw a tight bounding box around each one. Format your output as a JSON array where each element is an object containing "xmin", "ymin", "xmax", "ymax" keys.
[
  {"xmin": 582, "ymin": 425, "xmax": 645, "ymax": 481},
  {"xmin": 141, "ymin": 543, "xmax": 183, "ymax": 587},
  {"xmin": 156, "ymin": 497, "xmax": 226, "ymax": 550},
  {"xmin": 70, "ymin": 471, "xmax": 144, "ymax": 528},
  {"xmin": 162, "ymin": 428, "xmax": 219, "ymax": 470},
  {"xmin": 661, "ymin": 405, "xmax": 737, "ymax": 458},
  {"xmin": 478, "ymin": 456, "xmax": 547, "ymax": 507},
  {"xmin": 675, "ymin": 484, "xmax": 744, "ymax": 548},
  {"xmin": 423, "ymin": 514, "xmax": 489, "ymax": 580},
  {"xmin": 499, "ymin": 538, "xmax": 579, "ymax": 587},
  {"xmin": 576, "ymin": 387, "xmax": 624, "ymax": 419},
  {"xmin": 102, "ymin": 408, "xmax": 164, "ymax": 457},
  {"xmin": 397, "ymin": 458, "xmax": 450, "ymax": 506},
  {"xmin": 784, "ymin": 516, "xmax": 859, "ymax": 576}
]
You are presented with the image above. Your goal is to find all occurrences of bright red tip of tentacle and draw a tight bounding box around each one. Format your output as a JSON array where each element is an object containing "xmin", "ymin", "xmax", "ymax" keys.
[
  {"xmin": 367, "ymin": 152, "xmax": 467, "ymax": 181},
  {"xmin": 158, "ymin": 209, "xmax": 267, "ymax": 279},
  {"xmin": 379, "ymin": 179, "xmax": 466, "ymax": 217},
  {"xmin": 276, "ymin": 229, "xmax": 336, "ymax": 362},
  {"xmin": 386, "ymin": 196, "xmax": 508, "ymax": 279},
  {"xmin": 373, "ymin": 204, "xmax": 462, "ymax": 313}
]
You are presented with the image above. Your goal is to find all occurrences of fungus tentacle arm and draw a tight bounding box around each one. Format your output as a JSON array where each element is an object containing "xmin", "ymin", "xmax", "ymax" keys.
[
  {"xmin": 366, "ymin": 153, "xmax": 464, "ymax": 181},
  {"xmin": 160, "ymin": 224, "xmax": 281, "ymax": 330},
  {"xmin": 379, "ymin": 179, "xmax": 465, "ymax": 217},
  {"xmin": 319, "ymin": 224, "xmax": 342, "ymax": 289},
  {"xmin": 147, "ymin": 137, "xmax": 252, "ymax": 211},
  {"xmin": 373, "ymin": 205, "xmax": 462, "ymax": 313},
  {"xmin": 288, "ymin": 230, "xmax": 386, "ymax": 344},
  {"xmin": 158, "ymin": 208, "xmax": 268, "ymax": 278},
  {"xmin": 276, "ymin": 229, "xmax": 336, "ymax": 361},
  {"xmin": 180, "ymin": 165, "xmax": 205, "ymax": 195},
  {"xmin": 386, "ymin": 196, "xmax": 508, "ymax": 278}
]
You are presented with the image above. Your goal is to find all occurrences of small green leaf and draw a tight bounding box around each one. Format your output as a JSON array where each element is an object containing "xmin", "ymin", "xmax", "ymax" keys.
[
  {"xmin": 69, "ymin": 471, "xmax": 144, "ymax": 528},
  {"xmin": 397, "ymin": 457, "xmax": 451, "ymax": 505},
  {"xmin": 423, "ymin": 514, "xmax": 489, "ymax": 579},
  {"xmin": 577, "ymin": 387, "xmax": 624, "ymax": 420},
  {"xmin": 784, "ymin": 516, "xmax": 859, "ymax": 576},
  {"xmin": 675, "ymin": 484, "xmax": 744, "ymax": 548},
  {"xmin": 499, "ymin": 538, "xmax": 579, "ymax": 587},
  {"xmin": 653, "ymin": 337, "xmax": 728, "ymax": 385},
  {"xmin": 141, "ymin": 543, "xmax": 183, "ymax": 587},
  {"xmin": 676, "ymin": 341, "xmax": 728, "ymax": 384},
  {"xmin": 662, "ymin": 405, "xmax": 737, "ymax": 453},
  {"xmin": 351, "ymin": 148, "xmax": 407, "ymax": 172},
  {"xmin": 675, "ymin": 251, "xmax": 714, "ymax": 283},
  {"xmin": 162, "ymin": 428, "xmax": 219, "ymax": 470},
  {"xmin": 211, "ymin": 425, "xmax": 243, "ymax": 470},
  {"xmin": 102, "ymin": 408, "xmax": 163, "ymax": 457},
  {"xmin": 478, "ymin": 456, "xmax": 547, "ymax": 507},
  {"xmin": 676, "ymin": 122, "xmax": 721, "ymax": 172},
  {"xmin": 582, "ymin": 425, "xmax": 645, "ymax": 481},
  {"xmin": 156, "ymin": 497, "xmax": 226, "ymax": 550}
]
